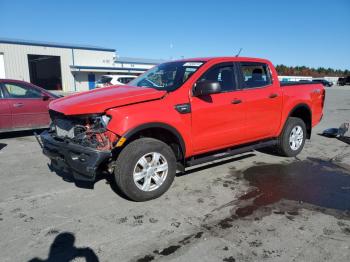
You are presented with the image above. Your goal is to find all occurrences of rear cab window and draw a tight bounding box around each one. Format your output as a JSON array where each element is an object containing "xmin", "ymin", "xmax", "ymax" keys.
[{"xmin": 239, "ymin": 62, "xmax": 272, "ymax": 88}]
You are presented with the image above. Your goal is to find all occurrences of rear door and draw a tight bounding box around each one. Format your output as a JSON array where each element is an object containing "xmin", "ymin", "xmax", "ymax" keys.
[
  {"xmin": 237, "ymin": 62, "xmax": 283, "ymax": 140},
  {"xmin": 0, "ymin": 84, "xmax": 13, "ymax": 130},
  {"xmin": 2, "ymin": 82, "xmax": 51, "ymax": 129},
  {"xmin": 191, "ymin": 62, "xmax": 246, "ymax": 153}
]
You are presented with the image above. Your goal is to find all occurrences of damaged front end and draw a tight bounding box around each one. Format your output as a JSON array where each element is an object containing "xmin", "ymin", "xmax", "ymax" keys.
[{"xmin": 39, "ymin": 110, "xmax": 118, "ymax": 182}]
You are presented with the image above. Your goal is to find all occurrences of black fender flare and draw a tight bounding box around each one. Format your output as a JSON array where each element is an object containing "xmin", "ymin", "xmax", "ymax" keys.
[
  {"xmin": 286, "ymin": 103, "xmax": 312, "ymax": 138},
  {"xmin": 288, "ymin": 103, "xmax": 312, "ymax": 117},
  {"xmin": 121, "ymin": 122, "xmax": 186, "ymax": 156}
]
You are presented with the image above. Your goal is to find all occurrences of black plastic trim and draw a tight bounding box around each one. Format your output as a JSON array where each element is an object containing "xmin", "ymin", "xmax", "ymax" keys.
[
  {"xmin": 40, "ymin": 130, "xmax": 111, "ymax": 181},
  {"xmin": 185, "ymin": 139, "xmax": 277, "ymax": 167},
  {"xmin": 280, "ymin": 82, "xmax": 320, "ymax": 87},
  {"xmin": 288, "ymin": 103, "xmax": 312, "ymax": 115},
  {"xmin": 287, "ymin": 103, "xmax": 312, "ymax": 138},
  {"xmin": 122, "ymin": 122, "xmax": 186, "ymax": 156},
  {"xmin": 175, "ymin": 103, "xmax": 191, "ymax": 114}
]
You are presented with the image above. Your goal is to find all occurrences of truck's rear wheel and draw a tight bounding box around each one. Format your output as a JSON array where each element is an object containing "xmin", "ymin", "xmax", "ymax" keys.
[
  {"xmin": 114, "ymin": 138, "xmax": 176, "ymax": 201},
  {"xmin": 276, "ymin": 117, "xmax": 306, "ymax": 157}
]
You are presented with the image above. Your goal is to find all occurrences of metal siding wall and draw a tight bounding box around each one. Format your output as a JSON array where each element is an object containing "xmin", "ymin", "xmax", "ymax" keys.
[
  {"xmin": 74, "ymin": 72, "xmax": 107, "ymax": 91},
  {"xmin": 0, "ymin": 53, "xmax": 6, "ymax": 78},
  {"xmin": 72, "ymin": 50, "xmax": 115, "ymax": 91},
  {"xmin": 0, "ymin": 43, "xmax": 75, "ymax": 92},
  {"xmin": 73, "ymin": 49, "xmax": 115, "ymax": 67}
]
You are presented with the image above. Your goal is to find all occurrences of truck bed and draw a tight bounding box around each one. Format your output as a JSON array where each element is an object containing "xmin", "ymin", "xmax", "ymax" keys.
[{"xmin": 281, "ymin": 82, "xmax": 325, "ymax": 127}]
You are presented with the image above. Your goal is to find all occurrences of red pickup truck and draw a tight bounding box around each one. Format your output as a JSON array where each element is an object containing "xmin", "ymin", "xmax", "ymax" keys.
[{"xmin": 40, "ymin": 57, "xmax": 325, "ymax": 201}]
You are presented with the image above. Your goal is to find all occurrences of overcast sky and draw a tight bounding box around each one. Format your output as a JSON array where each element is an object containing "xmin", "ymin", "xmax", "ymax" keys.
[{"xmin": 0, "ymin": 0, "xmax": 349, "ymax": 69}]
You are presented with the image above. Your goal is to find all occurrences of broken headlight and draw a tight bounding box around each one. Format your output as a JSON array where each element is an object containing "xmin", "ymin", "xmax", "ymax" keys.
[{"xmin": 100, "ymin": 115, "xmax": 111, "ymax": 128}]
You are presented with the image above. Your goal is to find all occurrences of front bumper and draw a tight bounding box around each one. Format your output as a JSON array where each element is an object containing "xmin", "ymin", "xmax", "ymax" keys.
[{"xmin": 40, "ymin": 130, "xmax": 112, "ymax": 181}]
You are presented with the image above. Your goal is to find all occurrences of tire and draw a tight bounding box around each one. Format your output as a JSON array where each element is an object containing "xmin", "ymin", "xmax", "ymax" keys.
[
  {"xmin": 114, "ymin": 137, "xmax": 176, "ymax": 201},
  {"xmin": 276, "ymin": 117, "xmax": 307, "ymax": 157}
]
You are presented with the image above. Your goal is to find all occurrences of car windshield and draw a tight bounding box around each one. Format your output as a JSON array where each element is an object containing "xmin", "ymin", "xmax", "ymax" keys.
[{"xmin": 129, "ymin": 61, "xmax": 205, "ymax": 91}]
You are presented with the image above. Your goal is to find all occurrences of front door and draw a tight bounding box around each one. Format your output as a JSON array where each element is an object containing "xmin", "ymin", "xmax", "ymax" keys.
[
  {"xmin": 191, "ymin": 62, "xmax": 246, "ymax": 154},
  {"xmin": 2, "ymin": 82, "xmax": 51, "ymax": 129}
]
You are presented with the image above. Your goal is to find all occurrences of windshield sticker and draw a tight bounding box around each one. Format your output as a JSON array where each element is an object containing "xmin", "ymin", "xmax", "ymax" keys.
[{"xmin": 183, "ymin": 62, "xmax": 203, "ymax": 67}]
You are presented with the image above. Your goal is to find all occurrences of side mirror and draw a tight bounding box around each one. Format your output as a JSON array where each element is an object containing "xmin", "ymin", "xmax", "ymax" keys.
[
  {"xmin": 42, "ymin": 94, "xmax": 50, "ymax": 101},
  {"xmin": 193, "ymin": 80, "xmax": 221, "ymax": 96}
]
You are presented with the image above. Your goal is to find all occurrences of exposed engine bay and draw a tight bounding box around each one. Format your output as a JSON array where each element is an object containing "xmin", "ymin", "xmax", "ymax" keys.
[{"xmin": 49, "ymin": 110, "xmax": 118, "ymax": 151}]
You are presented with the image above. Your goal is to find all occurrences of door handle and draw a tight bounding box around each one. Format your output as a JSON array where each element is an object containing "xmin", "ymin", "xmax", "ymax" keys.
[
  {"xmin": 13, "ymin": 103, "xmax": 24, "ymax": 108},
  {"xmin": 269, "ymin": 93, "xmax": 278, "ymax": 98},
  {"xmin": 231, "ymin": 99, "xmax": 242, "ymax": 104}
]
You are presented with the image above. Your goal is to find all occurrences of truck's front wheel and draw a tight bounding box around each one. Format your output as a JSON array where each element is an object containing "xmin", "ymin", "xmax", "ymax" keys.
[{"xmin": 114, "ymin": 138, "xmax": 176, "ymax": 201}]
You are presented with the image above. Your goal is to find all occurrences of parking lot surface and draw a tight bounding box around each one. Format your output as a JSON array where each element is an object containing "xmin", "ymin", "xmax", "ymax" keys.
[{"xmin": 1, "ymin": 87, "xmax": 350, "ymax": 262}]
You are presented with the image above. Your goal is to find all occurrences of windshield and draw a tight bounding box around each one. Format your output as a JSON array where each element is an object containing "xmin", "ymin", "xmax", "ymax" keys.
[{"xmin": 129, "ymin": 61, "xmax": 205, "ymax": 91}]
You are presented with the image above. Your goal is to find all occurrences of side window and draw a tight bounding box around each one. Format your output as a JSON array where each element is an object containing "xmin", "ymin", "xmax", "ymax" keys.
[
  {"xmin": 198, "ymin": 63, "xmax": 236, "ymax": 92},
  {"xmin": 3, "ymin": 83, "xmax": 42, "ymax": 98},
  {"xmin": 240, "ymin": 62, "xmax": 272, "ymax": 88}
]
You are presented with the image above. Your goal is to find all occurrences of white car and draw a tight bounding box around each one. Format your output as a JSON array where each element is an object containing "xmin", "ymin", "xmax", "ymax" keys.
[{"xmin": 95, "ymin": 75, "xmax": 138, "ymax": 88}]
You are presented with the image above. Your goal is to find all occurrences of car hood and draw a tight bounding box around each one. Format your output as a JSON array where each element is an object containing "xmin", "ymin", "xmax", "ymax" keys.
[{"xmin": 49, "ymin": 85, "xmax": 167, "ymax": 115}]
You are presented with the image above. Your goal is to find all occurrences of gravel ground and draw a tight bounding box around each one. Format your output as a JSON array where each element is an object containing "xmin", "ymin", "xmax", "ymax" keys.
[{"xmin": 0, "ymin": 86, "xmax": 349, "ymax": 262}]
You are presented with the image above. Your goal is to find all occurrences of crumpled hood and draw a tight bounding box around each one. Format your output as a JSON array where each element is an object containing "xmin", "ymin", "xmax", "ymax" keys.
[{"xmin": 49, "ymin": 85, "xmax": 166, "ymax": 115}]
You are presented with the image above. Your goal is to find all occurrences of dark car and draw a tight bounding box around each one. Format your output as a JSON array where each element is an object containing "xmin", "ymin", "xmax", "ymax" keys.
[
  {"xmin": 0, "ymin": 79, "xmax": 59, "ymax": 133},
  {"xmin": 338, "ymin": 76, "xmax": 350, "ymax": 86},
  {"xmin": 312, "ymin": 79, "xmax": 333, "ymax": 87}
]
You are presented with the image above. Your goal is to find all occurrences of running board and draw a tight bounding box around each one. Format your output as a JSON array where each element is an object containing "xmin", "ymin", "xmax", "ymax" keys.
[{"xmin": 185, "ymin": 140, "xmax": 277, "ymax": 167}]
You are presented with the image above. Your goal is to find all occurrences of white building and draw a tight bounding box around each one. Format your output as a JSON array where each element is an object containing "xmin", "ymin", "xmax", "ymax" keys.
[{"xmin": 0, "ymin": 38, "xmax": 162, "ymax": 92}]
